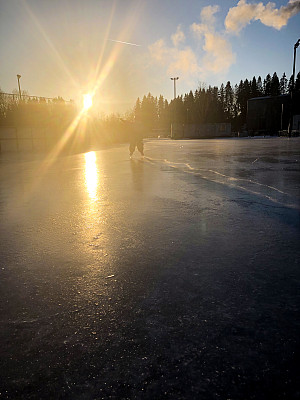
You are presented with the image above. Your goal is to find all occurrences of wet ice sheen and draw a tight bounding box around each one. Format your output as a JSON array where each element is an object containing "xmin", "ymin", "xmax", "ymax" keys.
[{"xmin": 0, "ymin": 138, "xmax": 299, "ymax": 399}]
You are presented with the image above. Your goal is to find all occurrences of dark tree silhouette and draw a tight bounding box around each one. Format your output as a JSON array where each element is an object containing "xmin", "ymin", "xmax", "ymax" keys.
[
  {"xmin": 294, "ymin": 71, "xmax": 300, "ymax": 93},
  {"xmin": 270, "ymin": 72, "xmax": 280, "ymax": 96},
  {"xmin": 257, "ymin": 76, "xmax": 263, "ymax": 96},
  {"xmin": 250, "ymin": 76, "xmax": 259, "ymax": 98},
  {"xmin": 280, "ymin": 72, "xmax": 288, "ymax": 94},
  {"xmin": 288, "ymin": 75, "xmax": 294, "ymax": 93},
  {"xmin": 129, "ymin": 71, "xmax": 296, "ymax": 133},
  {"xmin": 224, "ymin": 81, "xmax": 235, "ymax": 120},
  {"xmin": 264, "ymin": 74, "xmax": 272, "ymax": 96},
  {"xmin": 134, "ymin": 97, "xmax": 141, "ymax": 121},
  {"xmin": 218, "ymin": 83, "xmax": 225, "ymax": 113},
  {"xmin": 2, "ymin": 70, "xmax": 296, "ymax": 139}
]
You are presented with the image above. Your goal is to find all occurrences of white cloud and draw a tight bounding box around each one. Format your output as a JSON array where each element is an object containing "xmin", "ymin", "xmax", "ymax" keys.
[
  {"xmin": 149, "ymin": 39, "xmax": 170, "ymax": 65},
  {"xmin": 149, "ymin": 4, "xmax": 236, "ymax": 80},
  {"xmin": 191, "ymin": 5, "xmax": 235, "ymax": 75},
  {"xmin": 191, "ymin": 5, "xmax": 220, "ymax": 37},
  {"xmin": 225, "ymin": 0, "xmax": 300, "ymax": 34},
  {"xmin": 148, "ymin": 1, "xmax": 299, "ymax": 82},
  {"xmin": 171, "ymin": 25, "xmax": 185, "ymax": 46},
  {"xmin": 200, "ymin": 5, "xmax": 220, "ymax": 26},
  {"xmin": 148, "ymin": 39, "xmax": 200, "ymax": 76},
  {"xmin": 202, "ymin": 32, "xmax": 236, "ymax": 74},
  {"xmin": 168, "ymin": 48, "xmax": 200, "ymax": 75}
]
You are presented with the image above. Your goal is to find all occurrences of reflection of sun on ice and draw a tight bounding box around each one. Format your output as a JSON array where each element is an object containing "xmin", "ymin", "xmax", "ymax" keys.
[
  {"xmin": 83, "ymin": 93, "xmax": 93, "ymax": 111},
  {"xmin": 84, "ymin": 151, "xmax": 98, "ymax": 200}
]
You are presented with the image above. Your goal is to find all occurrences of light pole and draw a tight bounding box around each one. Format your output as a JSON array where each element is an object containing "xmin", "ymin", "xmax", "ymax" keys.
[
  {"xmin": 17, "ymin": 74, "xmax": 22, "ymax": 101},
  {"xmin": 170, "ymin": 77, "xmax": 179, "ymax": 99},
  {"xmin": 292, "ymin": 39, "xmax": 300, "ymax": 88},
  {"xmin": 170, "ymin": 77, "xmax": 179, "ymax": 138},
  {"xmin": 288, "ymin": 39, "xmax": 300, "ymax": 137}
]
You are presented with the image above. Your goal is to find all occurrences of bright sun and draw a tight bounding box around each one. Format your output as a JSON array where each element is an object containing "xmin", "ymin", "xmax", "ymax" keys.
[{"xmin": 83, "ymin": 93, "xmax": 93, "ymax": 111}]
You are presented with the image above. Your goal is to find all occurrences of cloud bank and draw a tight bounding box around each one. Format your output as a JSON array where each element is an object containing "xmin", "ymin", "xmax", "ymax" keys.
[
  {"xmin": 149, "ymin": 5, "xmax": 235, "ymax": 80},
  {"xmin": 149, "ymin": 38, "xmax": 200, "ymax": 76},
  {"xmin": 225, "ymin": 0, "xmax": 300, "ymax": 33},
  {"xmin": 191, "ymin": 5, "xmax": 236, "ymax": 75},
  {"xmin": 149, "ymin": 1, "xmax": 300, "ymax": 80},
  {"xmin": 171, "ymin": 25, "xmax": 185, "ymax": 47}
]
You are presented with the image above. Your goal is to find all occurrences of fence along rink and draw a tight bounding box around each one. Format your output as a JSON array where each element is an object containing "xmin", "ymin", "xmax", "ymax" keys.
[{"xmin": 0, "ymin": 92, "xmax": 75, "ymax": 152}]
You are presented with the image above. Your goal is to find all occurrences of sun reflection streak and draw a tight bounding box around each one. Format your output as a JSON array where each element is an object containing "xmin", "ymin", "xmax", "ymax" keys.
[
  {"xmin": 94, "ymin": 1, "xmax": 117, "ymax": 79},
  {"xmin": 84, "ymin": 151, "xmax": 98, "ymax": 201},
  {"xmin": 22, "ymin": 0, "xmax": 79, "ymax": 89},
  {"xmin": 16, "ymin": 0, "xmax": 143, "ymax": 205},
  {"xmin": 19, "ymin": 108, "xmax": 86, "ymax": 205},
  {"xmin": 91, "ymin": 0, "xmax": 144, "ymax": 97},
  {"xmin": 44, "ymin": 108, "xmax": 85, "ymax": 162}
]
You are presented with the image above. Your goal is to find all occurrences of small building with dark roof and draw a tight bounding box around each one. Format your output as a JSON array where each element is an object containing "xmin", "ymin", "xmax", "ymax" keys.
[{"xmin": 247, "ymin": 94, "xmax": 290, "ymax": 135}]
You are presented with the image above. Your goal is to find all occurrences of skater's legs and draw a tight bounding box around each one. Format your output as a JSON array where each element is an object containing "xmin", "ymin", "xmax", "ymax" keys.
[
  {"xmin": 129, "ymin": 142, "xmax": 136, "ymax": 156},
  {"xmin": 137, "ymin": 140, "xmax": 144, "ymax": 156}
]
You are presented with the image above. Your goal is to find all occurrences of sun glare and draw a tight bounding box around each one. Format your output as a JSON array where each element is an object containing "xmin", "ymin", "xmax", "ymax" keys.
[
  {"xmin": 83, "ymin": 93, "xmax": 93, "ymax": 111},
  {"xmin": 84, "ymin": 151, "xmax": 98, "ymax": 201}
]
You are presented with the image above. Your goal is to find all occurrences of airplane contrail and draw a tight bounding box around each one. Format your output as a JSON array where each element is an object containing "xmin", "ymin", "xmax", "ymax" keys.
[{"xmin": 109, "ymin": 39, "xmax": 141, "ymax": 47}]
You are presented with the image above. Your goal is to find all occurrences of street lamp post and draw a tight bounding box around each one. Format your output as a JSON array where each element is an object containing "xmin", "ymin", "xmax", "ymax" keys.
[
  {"xmin": 170, "ymin": 77, "xmax": 179, "ymax": 99},
  {"xmin": 170, "ymin": 77, "xmax": 179, "ymax": 139},
  {"xmin": 17, "ymin": 74, "xmax": 22, "ymax": 101},
  {"xmin": 288, "ymin": 39, "xmax": 300, "ymax": 137},
  {"xmin": 292, "ymin": 39, "xmax": 300, "ymax": 88}
]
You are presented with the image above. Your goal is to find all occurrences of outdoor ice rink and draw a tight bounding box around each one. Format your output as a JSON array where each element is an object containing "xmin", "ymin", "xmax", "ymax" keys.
[{"xmin": 0, "ymin": 137, "xmax": 299, "ymax": 399}]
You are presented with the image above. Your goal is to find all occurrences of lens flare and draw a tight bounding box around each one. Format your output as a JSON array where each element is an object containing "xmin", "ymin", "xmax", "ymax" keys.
[{"xmin": 83, "ymin": 94, "xmax": 93, "ymax": 110}]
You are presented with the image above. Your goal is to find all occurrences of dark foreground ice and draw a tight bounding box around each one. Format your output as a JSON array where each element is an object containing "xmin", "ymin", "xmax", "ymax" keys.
[{"xmin": 0, "ymin": 138, "xmax": 299, "ymax": 399}]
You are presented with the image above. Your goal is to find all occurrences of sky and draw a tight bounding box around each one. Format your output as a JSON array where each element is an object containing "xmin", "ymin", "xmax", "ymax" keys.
[{"xmin": 0, "ymin": 0, "xmax": 299, "ymax": 115}]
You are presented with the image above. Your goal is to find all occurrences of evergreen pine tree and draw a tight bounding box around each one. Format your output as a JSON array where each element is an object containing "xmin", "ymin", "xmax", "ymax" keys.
[
  {"xmin": 294, "ymin": 71, "xmax": 300, "ymax": 93},
  {"xmin": 184, "ymin": 90, "xmax": 194, "ymax": 124},
  {"xmin": 158, "ymin": 95, "xmax": 165, "ymax": 129},
  {"xmin": 264, "ymin": 74, "xmax": 272, "ymax": 95},
  {"xmin": 257, "ymin": 76, "xmax": 263, "ymax": 96},
  {"xmin": 224, "ymin": 81, "xmax": 234, "ymax": 120},
  {"xmin": 250, "ymin": 76, "xmax": 259, "ymax": 98},
  {"xmin": 219, "ymin": 83, "xmax": 225, "ymax": 112},
  {"xmin": 280, "ymin": 72, "xmax": 288, "ymax": 94},
  {"xmin": 134, "ymin": 97, "xmax": 141, "ymax": 120},
  {"xmin": 288, "ymin": 75, "xmax": 294, "ymax": 93},
  {"xmin": 270, "ymin": 72, "xmax": 280, "ymax": 96},
  {"xmin": 194, "ymin": 88, "xmax": 206, "ymax": 124}
]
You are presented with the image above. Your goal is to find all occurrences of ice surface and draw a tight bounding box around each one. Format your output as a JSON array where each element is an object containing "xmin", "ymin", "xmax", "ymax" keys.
[{"xmin": 0, "ymin": 138, "xmax": 299, "ymax": 399}]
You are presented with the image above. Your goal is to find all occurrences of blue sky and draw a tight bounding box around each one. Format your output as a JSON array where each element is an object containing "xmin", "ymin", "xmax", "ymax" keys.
[{"xmin": 0, "ymin": 0, "xmax": 299, "ymax": 114}]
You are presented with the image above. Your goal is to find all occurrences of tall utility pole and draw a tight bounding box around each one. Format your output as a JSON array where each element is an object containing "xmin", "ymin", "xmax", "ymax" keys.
[
  {"xmin": 17, "ymin": 74, "xmax": 22, "ymax": 101},
  {"xmin": 292, "ymin": 39, "xmax": 300, "ymax": 88},
  {"xmin": 288, "ymin": 39, "xmax": 300, "ymax": 137},
  {"xmin": 170, "ymin": 77, "xmax": 179, "ymax": 139},
  {"xmin": 170, "ymin": 77, "xmax": 179, "ymax": 99}
]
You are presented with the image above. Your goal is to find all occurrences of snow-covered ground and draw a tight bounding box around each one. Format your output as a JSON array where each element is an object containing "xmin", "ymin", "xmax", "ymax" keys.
[{"xmin": 0, "ymin": 138, "xmax": 299, "ymax": 399}]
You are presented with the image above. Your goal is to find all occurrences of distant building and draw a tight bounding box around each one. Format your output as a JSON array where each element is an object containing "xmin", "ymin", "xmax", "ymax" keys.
[
  {"xmin": 247, "ymin": 94, "xmax": 298, "ymax": 135},
  {"xmin": 293, "ymin": 115, "xmax": 300, "ymax": 131},
  {"xmin": 171, "ymin": 123, "xmax": 231, "ymax": 139}
]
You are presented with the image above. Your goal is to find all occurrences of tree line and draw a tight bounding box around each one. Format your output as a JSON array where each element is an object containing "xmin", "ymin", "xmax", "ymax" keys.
[
  {"xmin": 0, "ymin": 93, "xmax": 77, "ymax": 129},
  {"xmin": 1, "ymin": 70, "xmax": 299, "ymax": 145},
  {"xmin": 0, "ymin": 92, "xmax": 130, "ymax": 150},
  {"xmin": 133, "ymin": 71, "xmax": 300, "ymax": 132}
]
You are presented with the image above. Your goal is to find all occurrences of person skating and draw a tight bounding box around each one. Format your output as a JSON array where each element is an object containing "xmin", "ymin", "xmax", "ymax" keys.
[{"xmin": 121, "ymin": 118, "xmax": 145, "ymax": 158}]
